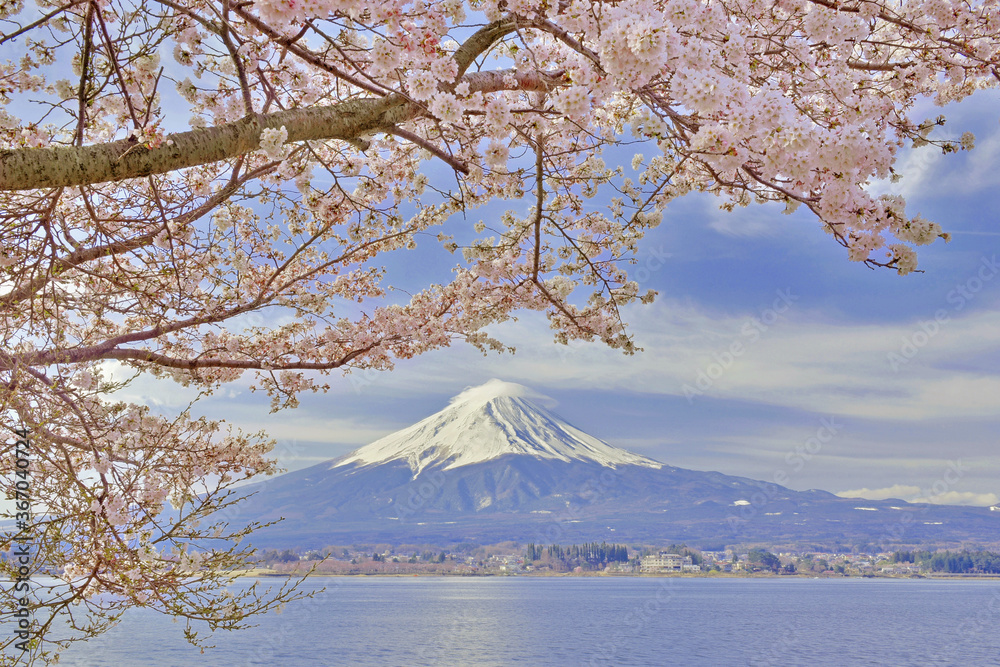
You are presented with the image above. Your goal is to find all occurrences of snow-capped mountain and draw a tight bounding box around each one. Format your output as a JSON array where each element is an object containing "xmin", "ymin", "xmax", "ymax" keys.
[
  {"xmin": 229, "ymin": 381, "xmax": 1000, "ymax": 549},
  {"xmin": 333, "ymin": 379, "xmax": 662, "ymax": 475}
]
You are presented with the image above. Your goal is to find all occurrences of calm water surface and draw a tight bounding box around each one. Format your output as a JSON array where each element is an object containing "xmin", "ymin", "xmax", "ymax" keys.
[{"xmin": 53, "ymin": 577, "xmax": 1000, "ymax": 666}]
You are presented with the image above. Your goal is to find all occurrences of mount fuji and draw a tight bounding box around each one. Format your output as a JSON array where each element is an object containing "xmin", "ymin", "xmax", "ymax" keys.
[
  {"xmin": 334, "ymin": 380, "xmax": 662, "ymax": 475},
  {"xmin": 231, "ymin": 380, "xmax": 999, "ymax": 548}
]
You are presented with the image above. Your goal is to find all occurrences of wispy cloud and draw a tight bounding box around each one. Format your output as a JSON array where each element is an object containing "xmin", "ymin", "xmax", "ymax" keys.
[
  {"xmin": 869, "ymin": 89, "xmax": 1000, "ymax": 201},
  {"xmin": 837, "ymin": 484, "xmax": 922, "ymax": 500},
  {"xmin": 838, "ymin": 485, "xmax": 999, "ymax": 507},
  {"xmin": 390, "ymin": 299, "xmax": 1000, "ymax": 422},
  {"xmin": 706, "ymin": 200, "xmax": 798, "ymax": 238}
]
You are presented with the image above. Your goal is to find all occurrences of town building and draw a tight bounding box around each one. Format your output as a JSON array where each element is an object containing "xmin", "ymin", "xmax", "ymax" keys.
[{"xmin": 641, "ymin": 552, "xmax": 695, "ymax": 572}]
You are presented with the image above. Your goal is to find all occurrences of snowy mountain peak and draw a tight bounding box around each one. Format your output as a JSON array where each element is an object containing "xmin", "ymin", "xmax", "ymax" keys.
[
  {"xmin": 333, "ymin": 380, "xmax": 663, "ymax": 476},
  {"xmin": 447, "ymin": 378, "xmax": 544, "ymax": 407}
]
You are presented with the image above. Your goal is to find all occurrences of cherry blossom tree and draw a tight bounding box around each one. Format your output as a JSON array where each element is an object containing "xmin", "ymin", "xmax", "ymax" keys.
[{"xmin": 1, "ymin": 0, "xmax": 997, "ymax": 659}]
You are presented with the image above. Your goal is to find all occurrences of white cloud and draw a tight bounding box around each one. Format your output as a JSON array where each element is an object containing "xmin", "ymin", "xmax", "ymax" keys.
[
  {"xmin": 838, "ymin": 485, "xmax": 999, "ymax": 507},
  {"xmin": 391, "ymin": 298, "xmax": 1000, "ymax": 422},
  {"xmin": 89, "ymin": 285, "xmax": 1000, "ymax": 483},
  {"xmin": 913, "ymin": 491, "xmax": 1000, "ymax": 506},
  {"xmin": 706, "ymin": 201, "xmax": 796, "ymax": 238},
  {"xmin": 869, "ymin": 89, "xmax": 1000, "ymax": 202},
  {"xmin": 226, "ymin": 409, "xmax": 393, "ymax": 451},
  {"xmin": 100, "ymin": 360, "xmax": 206, "ymax": 409},
  {"xmin": 837, "ymin": 484, "xmax": 922, "ymax": 501}
]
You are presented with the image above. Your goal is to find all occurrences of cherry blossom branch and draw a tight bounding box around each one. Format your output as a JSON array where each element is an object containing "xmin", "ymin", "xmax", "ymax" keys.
[
  {"xmin": 217, "ymin": 0, "xmax": 256, "ymax": 116},
  {"xmin": 531, "ymin": 133, "xmax": 544, "ymax": 281},
  {"xmin": 524, "ymin": 17, "xmax": 606, "ymax": 74},
  {"xmin": 453, "ymin": 16, "xmax": 518, "ymax": 78},
  {"xmin": 389, "ymin": 127, "xmax": 470, "ymax": 174},
  {"xmin": 0, "ymin": 65, "xmax": 565, "ymax": 190},
  {"xmin": 807, "ymin": 0, "xmax": 979, "ymax": 60},
  {"xmin": 3, "ymin": 48, "xmax": 569, "ymax": 194},
  {"xmin": 102, "ymin": 343, "xmax": 377, "ymax": 370},
  {"xmin": 0, "ymin": 1, "xmax": 87, "ymax": 45},
  {"xmin": 0, "ymin": 163, "xmax": 275, "ymax": 307},
  {"xmin": 94, "ymin": 4, "xmax": 143, "ymax": 129},
  {"xmin": 228, "ymin": 3, "xmax": 393, "ymax": 96},
  {"xmin": 74, "ymin": 2, "xmax": 95, "ymax": 147}
]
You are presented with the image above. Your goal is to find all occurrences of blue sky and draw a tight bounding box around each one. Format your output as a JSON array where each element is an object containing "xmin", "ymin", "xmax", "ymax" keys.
[{"xmin": 115, "ymin": 88, "xmax": 1000, "ymax": 508}]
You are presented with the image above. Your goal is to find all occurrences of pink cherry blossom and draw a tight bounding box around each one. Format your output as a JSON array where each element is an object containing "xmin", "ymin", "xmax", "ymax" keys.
[{"xmin": 0, "ymin": 0, "xmax": 997, "ymax": 658}]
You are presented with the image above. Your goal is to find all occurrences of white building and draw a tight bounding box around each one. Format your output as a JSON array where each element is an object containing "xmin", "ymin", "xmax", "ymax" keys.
[{"xmin": 641, "ymin": 552, "xmax": 693, "ymax": 572}]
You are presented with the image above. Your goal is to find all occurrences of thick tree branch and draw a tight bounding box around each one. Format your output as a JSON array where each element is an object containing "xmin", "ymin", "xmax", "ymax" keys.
[
  {"xmin": 0, "ymin": 99, "xmax": 403, "ymax": 190},
  {"xmin": 0, "ymin": 16, "xmax": 554, "ymax": 191},
  {"xmin": 103, "ymin": 344, "xmax": 377, "ymax": 370},
  {"xmin": 453, "ymin": 16, "xmax": 517, "ymax": 78},
  {"xmin": 0, "ymin": 68, "xmax": 564, "ymax": 191}
]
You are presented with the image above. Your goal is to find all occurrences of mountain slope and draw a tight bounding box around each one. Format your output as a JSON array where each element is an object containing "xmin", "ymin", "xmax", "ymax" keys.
[
  {"xmin": 229, "ymin": 380, "xmax": 1000, "ymax": 548},
  {"xmin": 333, "ymin": 379, "xmax": 662, "ymax": 474}
]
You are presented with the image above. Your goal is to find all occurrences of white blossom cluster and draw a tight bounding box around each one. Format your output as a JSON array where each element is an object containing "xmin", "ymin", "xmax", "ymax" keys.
[{"xmin": 259, "ymin": 125, "xmax": 290, "ymax": 160}]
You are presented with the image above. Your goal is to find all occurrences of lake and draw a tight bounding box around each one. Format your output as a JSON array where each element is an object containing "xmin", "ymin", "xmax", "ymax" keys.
[{"xmin": 50, "ymin": 576, "xmax": 1000, "ymax": 666}]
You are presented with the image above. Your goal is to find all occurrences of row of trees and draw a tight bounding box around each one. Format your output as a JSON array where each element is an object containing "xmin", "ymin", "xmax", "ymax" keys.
[
  {"xmin": 258, "ymin": 549, "xmax": 301, "ymax": 565},
  {"xmin": 374, "ymin": 550, "xmax": 447, "ymax": 563},
  {"xmin": 260, "ymin": 548, "xmax": 448, "ymax": 564},
  {"xmin": 891, "ymin": 550, "xmax": 1000, "ymax": 574},
  {"xmin": 526, "ymin": 542, "xmax": 630, "ymax": 566}
]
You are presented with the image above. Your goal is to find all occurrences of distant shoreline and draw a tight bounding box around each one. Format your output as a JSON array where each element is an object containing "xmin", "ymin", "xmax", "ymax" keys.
[{"xmin": 233, "ymin": 568, "xmax": 1000, "ymax": 580}]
